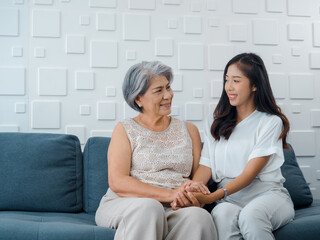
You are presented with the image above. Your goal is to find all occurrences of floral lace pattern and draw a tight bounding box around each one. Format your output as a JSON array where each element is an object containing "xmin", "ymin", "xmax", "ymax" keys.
[{"xmin": 121, "ymin": 117, "xmax": 193, "ymax": 190}]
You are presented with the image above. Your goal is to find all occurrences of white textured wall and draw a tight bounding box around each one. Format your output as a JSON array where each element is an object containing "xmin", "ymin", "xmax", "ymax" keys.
[{"xmin": 0, "ymin": 0, "xmax": 319, "ymax": 198}]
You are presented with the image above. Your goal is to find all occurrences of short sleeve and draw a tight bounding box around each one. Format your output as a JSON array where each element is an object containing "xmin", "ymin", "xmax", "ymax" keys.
[
  {"xmin": 199, "ymin": 114, "xmax": 213, "ymax": 169},
  {"xmin": 248, "ymin": 115, "xmax": 284, "ymax": 163},
  {"xmin": 200, "ymin": 136, "xmax": 212, "ymax": 168}
]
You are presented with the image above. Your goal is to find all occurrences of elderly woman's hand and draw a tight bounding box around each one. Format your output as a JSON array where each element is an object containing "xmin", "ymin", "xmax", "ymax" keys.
[
  {"xmin": 170, "ymin": 181, "xmax": 210, "ymax": 210},
  {"xmin": 171, "ymin": 189, "xmax": 201, "ymax": 210},
  {"xmin": 183, "ymin": 180, "xmax": 210, "ymax": 194}
]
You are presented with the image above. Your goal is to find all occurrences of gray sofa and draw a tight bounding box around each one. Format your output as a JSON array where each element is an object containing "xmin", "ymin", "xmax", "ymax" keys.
[{"xmin": 0, "ymin": 132, "xmax": 319, "ymax": 240}]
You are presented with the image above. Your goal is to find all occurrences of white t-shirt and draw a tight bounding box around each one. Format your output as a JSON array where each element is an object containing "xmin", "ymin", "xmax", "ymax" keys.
[{"xmin": 200, "ymin": 110, "xmax": 285, "ymax": 183}]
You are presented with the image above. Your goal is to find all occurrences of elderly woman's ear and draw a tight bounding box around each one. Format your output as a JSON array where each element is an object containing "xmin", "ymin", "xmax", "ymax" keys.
[{"xmin": 135, "ymin": 97, "xmax": 142, "ymax": 108}]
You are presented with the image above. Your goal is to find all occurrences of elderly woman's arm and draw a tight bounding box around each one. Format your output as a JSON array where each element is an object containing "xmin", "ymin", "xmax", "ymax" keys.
[
  {"xmin": 108, "ymin": 122, "xmax": 180, "ymax": 203},
  {"xmin": 186, "ymin": 122, "xmax": 202, "ymax": 178}
]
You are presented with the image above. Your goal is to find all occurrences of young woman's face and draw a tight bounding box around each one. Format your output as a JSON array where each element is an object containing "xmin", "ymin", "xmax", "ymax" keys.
[
  {"xmin": 136, "ymin": 75, "xmax": 173, "ymax": 117},
  {"xmin": 225, "ymin": 63, "xmax": 256, "ymax": 109}
]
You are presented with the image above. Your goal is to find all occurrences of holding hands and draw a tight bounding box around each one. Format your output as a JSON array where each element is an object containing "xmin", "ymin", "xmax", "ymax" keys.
[{"xmin": 171, "ymin": 181, "xmax": 211, "ymax": 210}]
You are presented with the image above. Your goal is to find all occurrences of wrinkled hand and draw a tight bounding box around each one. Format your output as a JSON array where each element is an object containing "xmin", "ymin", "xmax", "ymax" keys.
[
  {"xmin": 171, "ymin": 189, "xmax": 201, "ymax": 210},
  {"xmin": 183, "ymin": 180, "xmax": 210, "ymax": 194},
  {"xmin": 171, "ymin": 181, "xmax": 210, "ymax": 210}
]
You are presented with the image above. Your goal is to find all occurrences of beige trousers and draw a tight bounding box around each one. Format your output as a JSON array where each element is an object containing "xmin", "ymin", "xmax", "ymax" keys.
[{"xmin": 95, "ymin": 189, "xmax": 217, "ymax": 240}]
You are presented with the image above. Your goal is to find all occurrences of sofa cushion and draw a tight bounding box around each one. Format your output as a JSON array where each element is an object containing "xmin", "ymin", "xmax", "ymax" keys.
[
  {"xmin": 281, "ymin": 144, "xmax": 313, "ymax": 209},
  {"xmin": 274, "ymin": 199, "xmax": 320, "ymax": 240},
  {"xmin": 83, "ymin": 137, "xmax": 111, "ymax": 214},
  {"xmin": 0, "ymin": 211, "xmax": 116, "ymax": 240},
  {"xmin": 0, "ymin": 133, "xmax": 82, "ymax": 212}
]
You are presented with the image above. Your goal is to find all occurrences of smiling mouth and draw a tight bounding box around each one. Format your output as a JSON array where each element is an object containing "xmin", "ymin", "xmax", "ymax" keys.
[
  {"xmin": 160, "ymin": 103, "xmax": 171, "ymax": 108},
  {"xmin": 228, "ymin": 94, "xmax": 237, "ymax": 100}
]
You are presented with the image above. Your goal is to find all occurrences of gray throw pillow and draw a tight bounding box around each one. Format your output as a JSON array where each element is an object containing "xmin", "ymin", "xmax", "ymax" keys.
[{"xmin": 281, "ymin": 144, "xmax": 313, "ymax": 209}]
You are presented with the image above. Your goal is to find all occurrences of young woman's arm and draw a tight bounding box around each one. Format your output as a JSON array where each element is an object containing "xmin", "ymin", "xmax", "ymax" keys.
[{"xmin": 191, "ymin": 155, "xmax": 271, "ymax": 204}]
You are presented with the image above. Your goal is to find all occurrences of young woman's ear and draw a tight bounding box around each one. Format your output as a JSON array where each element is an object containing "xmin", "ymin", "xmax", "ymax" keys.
[{"xmin": 252, "ymin": 85, "xmax": 257, "ymax": 92}]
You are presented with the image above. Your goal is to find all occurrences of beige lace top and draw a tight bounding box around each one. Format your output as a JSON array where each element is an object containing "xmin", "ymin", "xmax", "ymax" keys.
[{"xmin": 121, "ymin": 117, "xmax": 193, "ymax": 190}]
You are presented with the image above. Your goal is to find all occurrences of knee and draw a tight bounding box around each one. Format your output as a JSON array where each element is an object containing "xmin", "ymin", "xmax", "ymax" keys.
[
  {"xmin": 238, "ymin": 207, "xmax": 270, "ymax": 236},
  {"xmin": 211, "ymin": 202, "xmax": 241, "ymax": 224},
  {"xmin": 188, "ymin": 207, "xmax": 213, "ymax": 226},
  {"xmin": 239, "ymin": 207, "xmax": 268, "ymax": 227},
  {"xmin": 136, "ymin": 198, "xmax": 165, "ymax": 219}
]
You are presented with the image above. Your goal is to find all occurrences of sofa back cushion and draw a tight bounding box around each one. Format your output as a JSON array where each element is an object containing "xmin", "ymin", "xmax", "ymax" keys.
[
  {"xmin": 0, "ymin": 133, "xmax": 83, "ymax": 212},
  {"xmin": 281, "ymin": 144, "xmax": 313, "ymax": 209},
  {"xmin": 83, "ymin": 137, "xmax": 110, "ymax": 214}
]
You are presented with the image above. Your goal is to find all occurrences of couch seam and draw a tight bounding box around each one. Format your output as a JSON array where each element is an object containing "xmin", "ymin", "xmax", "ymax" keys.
[
  {"xmin": 74, "ymin": 136, "xmax": 79, "ymax": 211},
  {"xmin": 85, "ymin": 138, "xmax": 91, "ymax": 213},
  {"xmin": 36, "ymin": 221, "xmax": 40, "ymax": 240}
]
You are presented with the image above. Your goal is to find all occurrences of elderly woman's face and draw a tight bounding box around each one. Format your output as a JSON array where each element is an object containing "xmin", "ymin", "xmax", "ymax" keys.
[{"xmin": 136, "ymin": 75, "xmax": 173, "ymax": 116}]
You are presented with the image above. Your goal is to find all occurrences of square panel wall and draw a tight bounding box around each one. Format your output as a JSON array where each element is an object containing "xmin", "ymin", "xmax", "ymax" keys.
[
  {"xmin": 66, "ymin": 35, "xmax": 85, "ymax": 54},
  {"xmin": 171, "ymin": 74, "xmax": 183, "ymax": 92},
  {"xmin": 266, "ymin": 0, "xmax": 285, "ymax": 13},
  {"xmin": 65, "ymin": 125, "xmax": 86, "ymax": 144},
  {"xmin": 269, "ymin": 73, "xmax": 287, "ymax": 99},
  {"xmin": 0, "ymin": 7, "xmax": 19, "ymax": 36},
  {"xmin": 232, "ymin": 0, "xmax": 258, "ymax": 14},
  {"xmin": 128, "ymin": 0, "xmax": 156, "ymax": 10},
  {"xmin": 211, "ymin": 80, "xmax": 223, "ymax": 98},
  {"xmin": 229, "ymin": 23, "xmax": 247, "ymax": 42},
  {"xmin": 290, "ymin": 131, "xmax": 316, "ymax": 156},
  {"xmin": 32, "ymin": 101, "xmax": 60, "ymax": 129},
  {"xmin": 178, "ymin": 43, "xmax": 204, "ymax": 70},
  {"xmin": 123, "ymin": 102, "xmax": 138, "ymax": 119},
  {"xmin": 289, "ymin": 74, "xmax": 314, "ymax": 99},
  {"xmin": 0, "ymin": 125, "xmax": 19, "ymax": 132},
  {"xmin": 90, "ymin": 41, "xmax": 118, "ymax": 68},
  {"xmin": 32, "ymin": 9, "xmax": 60, "ymax": 38},
  {"xmin": 123, "ymin": 13, "xmax": 150, "ymax": 41},
  {"xmin": 0, "ymin": 67, "xmax": 25, "ymax": 95},
  {"xmin": 185, "ymin": 103, "xmax": 203, "ymax": 121},
  {"xmin": 311, "ymin": 110, "xmax": 320, "ymax": 127},
  {"xmin": 183, "ymin": 16, "xmax": 202, "ymax": 34},
  {"xmin": 38, "ymin": 68, "xmax": 67, "ymax": 96},
  {"xmin": 89, "ymin": 0, "xmax": 117, "ymax": 8},
  {"xmin": 75, "ymin": 71, "xmax": 95, "ymax": 90},
  {"xmin": 97, "ymin": 101, "xmax": 116, "ymax": 120},
  {"xmin": 313, "ymin": 22, "xmax": 320, "ymax": 47},
  {"xmin": 155, "ymin": 38, "xmax": 173, "ymax": 56},
  {"xmin": 253, "ymin": 19, "xmax": 279, "ymax": 45},
  {"xmin": 96, "ymin": 12, "xmax": 116, "ymax": 31},
  {"xmin": 208, "ymin": 44, "xmax": 234, "ymax": 70},
  {"xmin": 287, "ymin": 0, "xmax": 312, "ymax": 17},
  {"xmin": 309, "ymin": 52, "xmax": 320, "ymax": 69}
]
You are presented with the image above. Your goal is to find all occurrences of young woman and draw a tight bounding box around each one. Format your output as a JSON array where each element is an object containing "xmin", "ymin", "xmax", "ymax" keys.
[{"xmin": 173, "ymin": 53, "xmax": 295, "ymax": 240}]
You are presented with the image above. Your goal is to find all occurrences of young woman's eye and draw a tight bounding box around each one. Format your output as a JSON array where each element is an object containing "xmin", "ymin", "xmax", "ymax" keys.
[{"xmin": 234, "ymin": 80, "xmax": 239, "ymax": 83}]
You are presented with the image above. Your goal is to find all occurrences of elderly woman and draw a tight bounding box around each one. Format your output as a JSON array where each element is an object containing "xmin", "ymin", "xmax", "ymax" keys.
[{"xmin": 95, "ymin": 61, "xmax": 217, "ymax": 240}]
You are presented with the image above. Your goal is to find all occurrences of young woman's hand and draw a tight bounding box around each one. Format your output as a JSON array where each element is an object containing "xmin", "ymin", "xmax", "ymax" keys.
[{"xmin": 191, "ymin": 192, "xmax": 215, "ymax": 204}]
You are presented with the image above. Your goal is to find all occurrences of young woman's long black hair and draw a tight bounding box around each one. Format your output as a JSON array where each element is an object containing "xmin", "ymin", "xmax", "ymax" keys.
[{"xmin": 210, "ymin": 53, "xmax": 290, "ymax": 149}]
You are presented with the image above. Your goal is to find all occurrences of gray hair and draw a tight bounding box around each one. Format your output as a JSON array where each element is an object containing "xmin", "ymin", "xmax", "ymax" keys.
[{"xmin": 122, "ymin": 61, "xmax": 173, "ymax": 113}]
